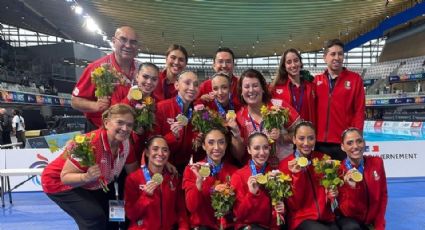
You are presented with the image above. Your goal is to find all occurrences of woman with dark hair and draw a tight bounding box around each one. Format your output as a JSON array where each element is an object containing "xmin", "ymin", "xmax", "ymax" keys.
[
  {"xmin": 236, "ymin": 68, "xmax": 300, "ymax": 166},
  {"xmin": 197, "ymin": 72, "xmax": 241, "ymax": 117},
  {"xmin": 279, "ymin": 121, "xmax": 338, "ymax": 230},
  {"xmin": 231, "ymin": 132, "xmax": 285, "ymax": 229},
  {"xmin": 42, "ymin": 104, "xmax": 139, "ymax": 230},
  {"xmin": 153, "ymin": 44, "xmax": 188, "ymax": 101},
  {"xmin": 111, "ymin": 62, "xmax": 161, "ymax": 161},
  {"xmin": 270, "ymin": 48, "xmax": 316, "ymax": 124},
  {"xmin": 337, "ymin": 128, "xmax": 387, "ymax": 230},
  {"xmin": 182, "ymin": 127, "xmax": 238, "ymax": 229},
  {"xmin": 124, "ymin": 135, "xmax": 189, "ymax": 229}
]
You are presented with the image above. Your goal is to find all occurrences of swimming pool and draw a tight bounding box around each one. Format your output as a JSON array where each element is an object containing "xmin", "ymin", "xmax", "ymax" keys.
[{"xmin": 364, "ymin": 130, "xmax": 425, "ymax": 141}]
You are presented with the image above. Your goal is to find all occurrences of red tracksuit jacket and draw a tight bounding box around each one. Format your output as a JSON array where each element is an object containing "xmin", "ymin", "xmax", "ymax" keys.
[
  {"xmin": 338, "ymin": 156, "xmax": 388, "ymax": 230},
  {"xmin": 72, "ymin": 53, "xmax": 136, "ymax": 127},
  {"xmin": 152, "ymin": 70, "xmax": 178, "ymax": 102},
  {"xmin": 270, "ymin": 79, "xmax": 316, "ymax": 124},
  {"xmin": 124, "ymin": 168, "xmax": 189, "ymax": 230},
  {"xmin": 197, "ymin": 75, "xmax": 241, "ymax": 109},
  {"xmin": 182, "ymin": 160, "xmax": 238, "ymax": 229},
  {"xmin": 153, "ymin": 96, "xmax": 203, "ymax": 172},
  {"xmin": 231, "ymin": 163, "xmax": 278, "ymax": 229},
  {"xmin": 279, "ymin": 151, "xmax": 335, "ymax": 230},
  {"xmin": 314, "ymin": 68, "xmax": 365, "ymax": 144}
]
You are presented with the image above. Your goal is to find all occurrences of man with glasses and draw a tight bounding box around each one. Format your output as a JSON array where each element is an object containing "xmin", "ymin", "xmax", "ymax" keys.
[
  {"xmin": 197, "ymin": 47, "xmax": 240, "ymax": 108},
  {"xmin": 314, "ymin": 39, "xmax": 365, "ymax": 161},
  {"xmin": 71, "ymin": 26, "xmax": 139, "ymax": 132}
]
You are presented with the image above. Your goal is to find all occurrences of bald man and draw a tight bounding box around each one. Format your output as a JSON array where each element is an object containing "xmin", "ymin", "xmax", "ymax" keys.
[{"xmin": 71, "ymin": 26, "xmax": 139, "ymax": 131}]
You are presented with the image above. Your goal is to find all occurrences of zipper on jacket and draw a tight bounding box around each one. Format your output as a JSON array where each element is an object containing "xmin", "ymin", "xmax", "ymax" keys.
[
  {"xmin": 159, "ymin": 187, "xmax": 163, "ymax": 228},
  {"xmin": 363, "ymin": 178, "xmax": 370, "ymax": 223},
  {"xmin": 324, "ymin": 75, "xmax": 336, "ymax": 142},
  {"xmin": 324, "ymin": 94, "xmax": 331, "ymax": 141},
  {"xmin": 307, "ymin": 170, "xmax": 321, "ymax": 219}
]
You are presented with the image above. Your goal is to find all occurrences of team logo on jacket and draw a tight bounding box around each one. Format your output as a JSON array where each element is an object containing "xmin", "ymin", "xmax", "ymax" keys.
[
  {"xmin": 72, "ymin": 87, "xmax": 80, "ymax": 96},
  {"xmin": 276, "ymin": 89, "xmax": 283, "ymax": 94},
  {"xmin": 373, "ymin": 170, "xmax": 380, "ymax": 181},
  {"xmin": 316, "ymin": 80, "xmax": 323, "ymax": 86},
  {"xmin": 344, "ymin": 81, "xmax": 351, "ymax": 89}
]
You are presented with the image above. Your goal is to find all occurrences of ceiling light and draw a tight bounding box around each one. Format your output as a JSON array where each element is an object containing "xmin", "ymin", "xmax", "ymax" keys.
[
  {"xmin": 84, "ymin": 17, "xmax": 100, "ymax": 33},
  {"xmin": 74, "ymin": 5, "xmax": 83, "ymax": 15}
]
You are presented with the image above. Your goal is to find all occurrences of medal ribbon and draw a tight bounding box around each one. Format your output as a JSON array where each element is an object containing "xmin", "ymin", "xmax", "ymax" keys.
[
  {"xmin": 207, "ymin": 157, "xmax": 223, "ymax": 176},
  {"xmin": 290, "ymin": 83, "xmax": 305, "ymax": 113},
  {"xmin": 344, "ymin": 158, "xmax": 364, "ymax": 174},
  {"xmin": 249, "ymin": 160, "xmax": 266, "ymax": 176},
  {"xmin": 176, "ymin": 95, "xmax": 193, "ymax": 119},
  {"xmin": 141, "ymin": 165, "xmax": 152, "ymax": 183}
]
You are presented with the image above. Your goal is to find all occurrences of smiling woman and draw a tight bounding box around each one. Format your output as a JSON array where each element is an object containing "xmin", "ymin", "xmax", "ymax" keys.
[
  {"xmin": 41, "ymin": 104, "xmax": 138, "ymax": 230},
  {"xmin": 124, "ymin": 135, "xmax": 189, "ymax": 229}
]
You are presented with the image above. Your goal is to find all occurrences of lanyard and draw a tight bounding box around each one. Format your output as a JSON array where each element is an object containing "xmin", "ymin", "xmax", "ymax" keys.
[
  {"xmin": 109, "ymin": 55, "xmax": 135, "ymax": 85},
  {"xmin": 176, "ymin": 95, "xmax": 193, "ymax": 120},
  {"xmin": 214, "ymin": 94, "xmax": 234, "ymax": 117},
  {"xmin": 141, "ymin": 165, "xmax": 152, "ymax": 182},
  {"xmin": 113, "ymin": 176, "xmax": 119, "ymax": 200},
  {"xmin": 290, "ymin": 82, "xmax": 304, "ymax": 113},
  {"xmin": 344, "ymin": 158, "xmax": 364, "ymax": 174},
  {"xmin": 207, "ymin": 157, "xmax": 223, "ymax": 176},
  {"xmin": 248, "ymin": 112, "xmax": 263, "ymax": 132},
  {"xmin": 163, "ymin": 77, "xmax": 171, "ymax": 99},
  {"xmin": 249, "ymin": 160, "xmax": 266, "ymax": 176},
  {"xmin": 327, "ymin": 73, "xmax": 336, "ymax": 94}
]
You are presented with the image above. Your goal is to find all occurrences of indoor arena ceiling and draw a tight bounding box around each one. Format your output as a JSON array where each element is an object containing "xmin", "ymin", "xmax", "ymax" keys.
[{"xmin": 0, "ymin": 0, "xmax": 421, "ymax": 58}]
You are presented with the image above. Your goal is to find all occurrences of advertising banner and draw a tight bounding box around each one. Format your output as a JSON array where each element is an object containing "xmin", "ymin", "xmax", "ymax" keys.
[
  {"xmin": 0, "ymin": 89, "xmax": 71, "ymax": 107},
  {"xmin": 4, "ymin": 149, "xmax": 62, "ymax": 192}
]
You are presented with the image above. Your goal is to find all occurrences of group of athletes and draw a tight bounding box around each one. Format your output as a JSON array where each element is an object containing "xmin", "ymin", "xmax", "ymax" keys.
[{"xmin": 41, "ymin": 26, "xmax": 387, "ymax": 230}]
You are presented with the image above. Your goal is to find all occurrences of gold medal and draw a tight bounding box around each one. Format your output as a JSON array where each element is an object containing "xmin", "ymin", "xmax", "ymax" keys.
[
  {"xmin": 297, "ymin": 157, "xmax": 309, "ymax": 167},
  {"xmin": 152, "ymin": 173, "xmax": 163, "ymax": 184},
  {"xmin": 199, "ymin": 165, "xmax": 211, "ymax": 178},
  {"xmin": 256, "ymin": 173, "xmax": 268, "ymax": 185},
  {"xmin": 351, "ymin": 170, "xmax": 363, "ymax": 182},
  {"xmin": 226, "ymin": 110, "xmax": 236, "ymax": 120},
  {"xmin": 130, "ymin": 87, "xmax": 143, "ymax": 100},
  {"xmin": 176, "ymin": 114, "xmax": 189, "ymax": 126}
]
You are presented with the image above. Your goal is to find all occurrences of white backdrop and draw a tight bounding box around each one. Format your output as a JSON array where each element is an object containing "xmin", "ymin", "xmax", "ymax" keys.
[
  {"xmin": 3, "ymin": 142, "xmax": 425, "ymax": 192},
  {"xmin": 1, "ymin": 148, "xmax": 62, "ymax": 192}
]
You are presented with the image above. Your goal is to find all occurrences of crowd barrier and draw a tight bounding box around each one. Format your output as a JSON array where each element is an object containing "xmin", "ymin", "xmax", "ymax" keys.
[{"xmin": 1, "ymin": 121, "xmax": 424, "ymax": 192}]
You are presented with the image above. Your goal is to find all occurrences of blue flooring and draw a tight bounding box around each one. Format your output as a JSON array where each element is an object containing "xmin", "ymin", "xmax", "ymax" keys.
[{"xmin": 1, "ymin": 178, "xmax": 424, "ymax": 229}]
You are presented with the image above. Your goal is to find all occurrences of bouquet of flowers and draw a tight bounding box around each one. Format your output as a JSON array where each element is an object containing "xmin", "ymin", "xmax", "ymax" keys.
[
  {"xmin": 211, "ymin": 180, "xmax": 236, "ymax": 230},
  {"xmin": 191, "ymin": 104, "xmax": 225, "ymax": 150},
  {"xmin": 128, "ymin": 87, "xmax": 155, "ymax": 132},
  {"xmin": 91, "ymin": 63, "xmax": 128, "ymax": 97},
  {"xmin": 257, "ymin": 170, "xmax": 292, "ymax": 226},
  {"xmin": 260, "ymin": 105, "xmax": 289, "ymax": 163},
  {"xmin": 65, "ymin": 134, "xmax": 109, "ymax": 192},
  {"xmin": 312, "ymin": 155, "xmax": 344, "ymax": 211}
]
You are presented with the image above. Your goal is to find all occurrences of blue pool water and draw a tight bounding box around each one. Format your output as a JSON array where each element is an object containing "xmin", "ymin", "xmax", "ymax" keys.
[{"xmin": 364, "ymin": 131, "xmax": 425, "ymax": 141}]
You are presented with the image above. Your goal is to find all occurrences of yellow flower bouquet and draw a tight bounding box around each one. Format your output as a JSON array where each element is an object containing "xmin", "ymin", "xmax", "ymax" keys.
[
  {"xmin": 257, "ymin": 170, "xmax": 292, "ymax": 225},
  {"xmin": 65, "ymin": 134, "xmax": 109, "ymax": 192},
  {"xmin": 91, "ymin": 63, "xmax": 121, "ymax": 97},
  {"xmin": 312, "ymin": 155, "xmax": 344, "ymax": 211},
  {"xmin": 129, "ymin": 88, "xmax": 156, "ymax": 132},
  {"xmin": 260, "ymin": 105, "xmax": 289, "ymax": 165}
]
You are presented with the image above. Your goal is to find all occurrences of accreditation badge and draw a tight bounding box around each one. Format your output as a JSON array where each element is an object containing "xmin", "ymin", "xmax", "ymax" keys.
[{"xmin": 109, "ymin": 200, "xmax": 125, "ymax": 222}]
